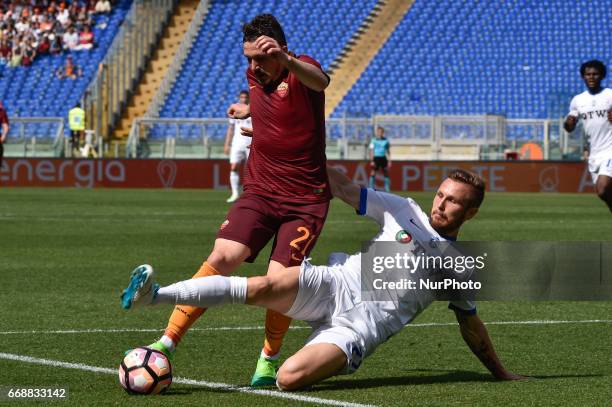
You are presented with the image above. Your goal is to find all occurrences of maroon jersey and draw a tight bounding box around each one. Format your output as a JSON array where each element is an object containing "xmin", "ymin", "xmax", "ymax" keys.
[
  {"xmin": 0, "ymin": 108, "xmax": 8, "ymax": 126},
  {"xmin": 244, "ymin": 55, "xmax": 331, "ymax": 203}
]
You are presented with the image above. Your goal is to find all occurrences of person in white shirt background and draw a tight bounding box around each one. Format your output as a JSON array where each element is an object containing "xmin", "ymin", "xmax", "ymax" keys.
[
  {"xmin": 224, "ymin": 90, "xmax": 253, "ymax": 203},
  {"xmin": 564, "ymin": 59, "xmax": 612, "ymax": 211}
]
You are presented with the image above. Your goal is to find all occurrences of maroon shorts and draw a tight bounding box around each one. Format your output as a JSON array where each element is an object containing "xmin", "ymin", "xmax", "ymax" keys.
[{"xmin": 217, "ymin": 192, "xmax": 329, "ymax": 267}]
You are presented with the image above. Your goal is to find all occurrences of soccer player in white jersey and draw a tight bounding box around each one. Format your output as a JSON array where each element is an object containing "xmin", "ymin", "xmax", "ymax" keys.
[
  {"xmin": 122, "ymin": 167, "xmax": 525, "ymax": 389},
  {"xmin": 224, "ymin": 90, "xmax": 253, "ymax": 203},
  {"xmin": 564, "ymin": 60, "xmax": 612, "ymax": 211}
]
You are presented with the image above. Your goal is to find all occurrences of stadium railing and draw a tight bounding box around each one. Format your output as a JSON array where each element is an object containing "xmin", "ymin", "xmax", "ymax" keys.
[
  {"xmin": 2, "ymin": 118, "xmax": 65, "ymax": 158},
  {"xmin": 82, "ymin": 0, "xmax": 176, "ymax": 141},
  {"xmin": 145, "ymin": 0, "xmax": 211, "ymax": 118},
  {"xmin": 127, "ymin": 115, "xmax": 577, "ymax": 161}
]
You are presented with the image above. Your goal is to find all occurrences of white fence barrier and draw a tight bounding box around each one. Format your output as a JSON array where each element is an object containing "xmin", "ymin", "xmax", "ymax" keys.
[{"xmin": 128, "ymin": 115, "xmax": 578, "ymax": 160}]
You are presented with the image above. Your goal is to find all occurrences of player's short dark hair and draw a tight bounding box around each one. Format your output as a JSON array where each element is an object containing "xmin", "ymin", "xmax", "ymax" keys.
[
  {"xmin": 580, "ymin": 60, "xmax": 607, "ymax": 79},
  {"xmin": 448, "ymin": 169, "xmax": 486, "ymax": 208},
  {"xmin": 243, "ymin": 14, "xmax": 287, "ymax": 46},
  {"xmin": 239, "ymin": 90, "xmax": 249, "ymax": 96}
]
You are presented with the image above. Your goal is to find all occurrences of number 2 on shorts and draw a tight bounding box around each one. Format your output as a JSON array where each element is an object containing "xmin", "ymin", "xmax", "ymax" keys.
[{"xmin": 289, "ymin": 226, "xmax": 316, "ymax": 261}]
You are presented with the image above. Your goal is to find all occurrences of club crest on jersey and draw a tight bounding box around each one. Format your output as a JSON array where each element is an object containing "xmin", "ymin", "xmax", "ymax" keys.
[
  {"xmin": 220, "ymin": 219, "xmax": 229, "ymax": 231},
  {"xmin": 429, "ymin": 236, "xmax": 441, "ymax": 248},
  {"xmin": 395, "ymin": 230, "xmax": 412, "ymax": 243},
  {"xmin": 276, "ymin": 81, "xmax": 289, "ymax": 98}
]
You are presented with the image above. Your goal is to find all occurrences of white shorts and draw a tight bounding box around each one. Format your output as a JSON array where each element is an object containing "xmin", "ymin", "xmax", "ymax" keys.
[
  {"xmin": 229, "ymin": 145, "xmax": 249, "ymax": 165},
  {"xmin": 286, "ymin": 261, "xmax": 369, "ymax": 374},
  {"xmin": 588, "ymin": 153, "xmax": 612, "ymax": 183}
]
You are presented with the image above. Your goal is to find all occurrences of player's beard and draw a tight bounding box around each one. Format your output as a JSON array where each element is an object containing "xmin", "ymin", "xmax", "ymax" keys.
[
  {"xmin": 430, "ymin": 211, "xmax": 464, "ymax": 236},
  {"xmin": 254, "ymin": 67, "xmax": 272, "ymax": 85}
]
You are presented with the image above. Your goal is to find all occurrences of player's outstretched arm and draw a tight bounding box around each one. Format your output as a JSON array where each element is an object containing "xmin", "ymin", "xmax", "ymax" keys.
[
  {"xmin": 327, "ymin": 165, "xmax": 361, "ymax": 210},
  {"xmin": 454, "ymin": 310, "xmax": 527, "ymax": 381},
  {"xmin": 255, "ymin": 35, "xmax": 329, "ymax": 92},
  {"xmin": 285, "ymin": 54, "xmax": 330, "ymax": 92}
]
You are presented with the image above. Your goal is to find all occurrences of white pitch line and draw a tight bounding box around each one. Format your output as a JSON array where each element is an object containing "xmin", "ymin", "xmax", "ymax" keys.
[
  {"xmin": 0, "ymin": 352, "xmax": 375, "ymax": 407},
  {"xmin": 1, "ymin": 319, "xmax": 611, "ymax": 336},
  {"xmin": 0, "ymin": 326, "xmax": 310, "ymax": 335}
]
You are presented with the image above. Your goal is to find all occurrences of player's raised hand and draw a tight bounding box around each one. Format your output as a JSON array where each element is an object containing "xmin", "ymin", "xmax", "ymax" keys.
[
  {"xmin": 240, "ymin": 127, "xmax": 253, "ymax": 137},
  {"xmin": 255, "ymin": 35, "xmax": 289, "ymax": 65},
  {"xmin": 228, "ymin": 103, "xmax": 250, "ymax": 119}
]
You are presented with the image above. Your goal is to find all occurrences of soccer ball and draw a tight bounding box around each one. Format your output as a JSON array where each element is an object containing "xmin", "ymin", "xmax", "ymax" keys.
[{"xmin": 118, "ymin": 347, "xmax": 172, "ymax": 395}]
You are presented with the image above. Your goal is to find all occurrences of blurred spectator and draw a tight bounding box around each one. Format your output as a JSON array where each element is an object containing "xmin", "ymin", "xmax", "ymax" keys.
[
  {"xmin": 49, "ymin": 34, "xmax": 62, "ymax": 54},
  {"xmin": 56, "ymin": 55, "xmax": 82, "ymax": 79},
  {"xmin": 37, "ymin": 35, "xmax": 50, "ymax": 55},
  {"xmin": 77, "ymin": 24, "xmax": 93, "ymax": 50},
  {"xmin": 9, "ymin": 46, "xmax": 21, "ymax": 67},
  {"xmin": 62, "ymin": 26, "xmax": 78, "ymax": 50},
  {"xmin": 0, "ymin": 39, "xmax": 10, "ymax": 64},
  {"xmin": 0, "ymin": 101, "xmax": 9, "ymax": 169},
  {"xmin": 22, "ymin": 41, "xmax": 36, "ymax": 66},
  {"xmin": 95, "ymin": 0, "xmax": 111, "ymax": 14}
]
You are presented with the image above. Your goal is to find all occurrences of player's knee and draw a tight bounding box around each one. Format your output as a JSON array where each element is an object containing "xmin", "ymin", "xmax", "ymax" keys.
[
  {"xmin": 276, "ymin": 363, "xmax": 307, "ymax": 391},
  {"xmin": 207, "ymin": 246, "xmax": 246, "ymax": 275}
]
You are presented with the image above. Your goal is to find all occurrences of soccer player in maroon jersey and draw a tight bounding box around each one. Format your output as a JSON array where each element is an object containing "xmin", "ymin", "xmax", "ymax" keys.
[
  {"xmin": 132, "ymin": 14, "xmax": 331, "ymax": 386},
  {"xmin": 0, "ymin": 101, "xmax": 9, "ymax": 169}
]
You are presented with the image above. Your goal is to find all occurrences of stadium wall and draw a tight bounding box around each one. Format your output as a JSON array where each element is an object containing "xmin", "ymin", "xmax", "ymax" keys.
[{"xmin": 0, "ymin": 159, "xmax": 594, "ymax": 193}]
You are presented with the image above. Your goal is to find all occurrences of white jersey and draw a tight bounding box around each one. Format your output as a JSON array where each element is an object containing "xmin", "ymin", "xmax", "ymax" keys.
[
  {"xmin": 298, "ymin": 189, "xmax": 476, "ymax": 359},
  {"xmin": 229, "ymin": 117, "xmax": 252, "ymax": 149},
  {"xmin": 569, "ymin": 88, "xmax": 612, "ymax": 157}
]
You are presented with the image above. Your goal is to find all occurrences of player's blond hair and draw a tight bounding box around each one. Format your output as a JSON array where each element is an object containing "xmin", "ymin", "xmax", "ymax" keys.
[{"xmin": 448, "ymin": 169, "xmax": 485, "ymax": 208}]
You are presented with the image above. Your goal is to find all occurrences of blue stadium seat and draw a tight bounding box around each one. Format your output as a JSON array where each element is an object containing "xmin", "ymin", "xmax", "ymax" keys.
[{"xmin": 332, "ymin": 0, "xmax": 611, "ymax": 142}]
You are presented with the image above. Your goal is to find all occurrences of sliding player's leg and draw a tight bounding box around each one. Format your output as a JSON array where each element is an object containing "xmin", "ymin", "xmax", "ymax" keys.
[
  {"xmin": 276, "ymin": 343, "xmax": 347, "ymax": 391},
  {"xmin": 122, "ymin": 265, "xmax": 301, "ymax": 315},
  {"xmin": 159, "ymin": 238, "xmax": 251, "ymax": 351}
]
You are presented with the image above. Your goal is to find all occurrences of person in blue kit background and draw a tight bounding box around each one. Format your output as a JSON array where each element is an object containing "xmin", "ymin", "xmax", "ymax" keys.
[{"xmin": 369, "ymin": 126, "xmax": 392, "ymax": 191}]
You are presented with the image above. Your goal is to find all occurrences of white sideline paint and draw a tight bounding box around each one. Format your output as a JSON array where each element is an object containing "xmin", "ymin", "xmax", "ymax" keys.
[
  {"xmin": 0, "ymin": 352, "xmax": 375, "ymax": 407},
  {"xmin": 1, "ymin": 319, "xmax": 611, "ymax": 336}
]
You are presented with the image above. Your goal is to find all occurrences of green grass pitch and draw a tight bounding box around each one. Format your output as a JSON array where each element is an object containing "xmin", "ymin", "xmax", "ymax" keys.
[{"xmin": 0, "ymin": 187, "xmax": 611, "ymax": 406}]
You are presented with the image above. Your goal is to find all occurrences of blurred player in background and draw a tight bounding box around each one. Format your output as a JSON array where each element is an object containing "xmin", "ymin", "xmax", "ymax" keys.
[
  {"xmin": 0, "ymin": 101, "xmax": 9, "ymax": 169},
  {"xmin": 564, "ymin": 60, "xmax": 612, "ymax": 211},
  {"xmin": 134, "ymin": 14, "xmax": 331, "ymax": 386},
  {"xmin": 123, "ymin": 167, "xmax": 526, "ymax": 389},
  {"xmin": 224, "ymin": 90, "xmax": 252, "ymax": 203},
  {"xmin": 369, "ymin": 126, "xmax": 391, "ymax": 191}
]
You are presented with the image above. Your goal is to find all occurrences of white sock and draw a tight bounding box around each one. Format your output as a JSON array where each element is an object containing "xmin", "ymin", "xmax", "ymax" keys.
[
  {"xmin": 260, "ymin": 349, "xmax": 280, "ymax": 360},
  {"xmin": 160, "ymin": 335, "xmax": 176, "ymax": 352},
  {"xmin": 230, "ymin": 171, "xmax": 240, "ymax": 196},
  {"xmin": 153, "ymin": 276, "xmax": 247, "ymax": 307}
]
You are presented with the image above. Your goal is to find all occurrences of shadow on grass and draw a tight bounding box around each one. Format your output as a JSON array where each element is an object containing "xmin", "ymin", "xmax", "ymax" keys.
[
  {"xmin": 310, "ymin": 370, "xmax": 604, "ymax": 391},
  {"xmin": 160, "ymin": 371, "xmax": 604, "ymax": 396}
]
